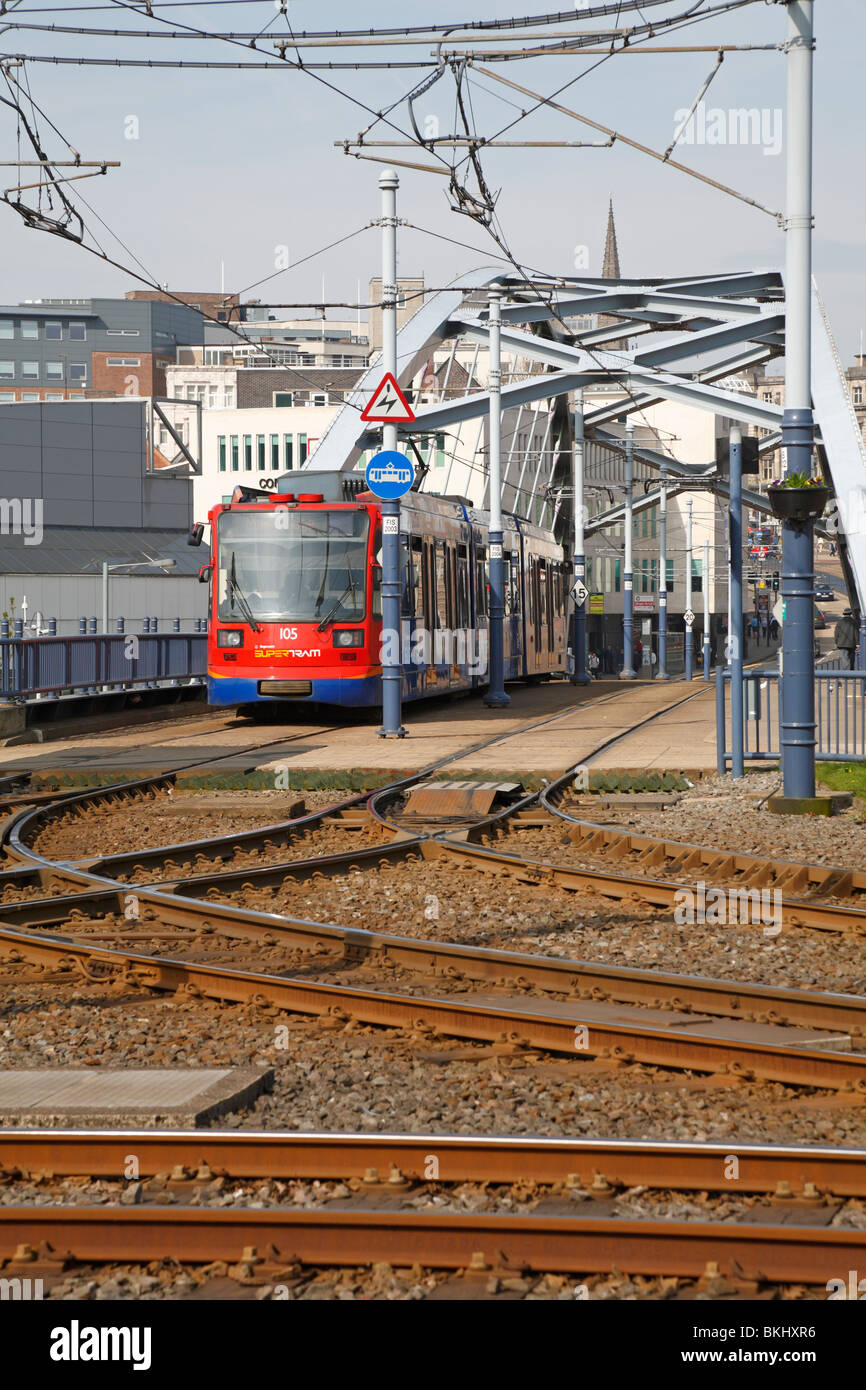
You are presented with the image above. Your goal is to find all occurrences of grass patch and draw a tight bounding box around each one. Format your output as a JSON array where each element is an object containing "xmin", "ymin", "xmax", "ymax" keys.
[{"xmin": 817, "ymin": 762, "xmax": 866, "ymax": 799}]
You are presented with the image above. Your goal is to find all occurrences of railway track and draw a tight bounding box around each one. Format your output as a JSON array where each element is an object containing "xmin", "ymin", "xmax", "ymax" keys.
[
  {"xmin": 1, "ymin": 685, "xmax": 864, "ymax": 1292},
  {"xmin": 1, "ymin": 1131, "xmax": 865, "ymax": 1286}
]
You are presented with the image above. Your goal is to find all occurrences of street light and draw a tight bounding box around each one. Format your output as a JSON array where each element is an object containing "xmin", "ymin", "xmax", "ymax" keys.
[{"xmin": 82, "ymin": 556, "xmax": 178, "ymax": 633}]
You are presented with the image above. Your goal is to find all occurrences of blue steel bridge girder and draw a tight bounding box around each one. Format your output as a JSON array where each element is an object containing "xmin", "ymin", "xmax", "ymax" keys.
[{"xmin": 303, "ymin": 263, "xmax": 862, "ymax": 610}]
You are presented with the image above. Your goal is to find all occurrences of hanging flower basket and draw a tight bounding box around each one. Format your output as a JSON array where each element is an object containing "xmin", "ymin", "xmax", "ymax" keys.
[{"xmin": 767, "ymin": 476, "xmax": 829, "ymax": 522}]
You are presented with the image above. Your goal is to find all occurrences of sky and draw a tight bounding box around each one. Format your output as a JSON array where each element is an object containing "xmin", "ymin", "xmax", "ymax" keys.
[{"xmin": 0, "ymin": 0, "xmax": 861, "ymax": 362}]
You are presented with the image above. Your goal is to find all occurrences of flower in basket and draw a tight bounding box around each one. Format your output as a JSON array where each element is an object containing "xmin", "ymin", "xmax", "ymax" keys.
[{"xmin": 769, "ymin": 472, "xmax": 823, "ymax": 489}]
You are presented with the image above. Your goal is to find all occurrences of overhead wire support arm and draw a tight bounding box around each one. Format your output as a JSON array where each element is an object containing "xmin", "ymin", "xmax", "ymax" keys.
[{"xmin": 472, "ymin": 65, "xmax": 784, "ymax": 222}]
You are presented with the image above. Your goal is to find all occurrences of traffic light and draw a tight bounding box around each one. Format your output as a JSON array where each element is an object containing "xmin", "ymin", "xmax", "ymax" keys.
[{"xmin": 772, "ymin": 571, "xmax": 780, "ymax": 592}]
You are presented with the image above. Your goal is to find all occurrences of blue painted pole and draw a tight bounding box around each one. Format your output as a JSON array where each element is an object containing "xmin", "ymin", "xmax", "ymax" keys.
[
  {"xmin": 88, "ymin": 617, "xmax": 97, "ymax": 635},
  {"xmin": 79, "ymin": 617, "xmax": 87, "ymax": 636},
  {"xmin": 684, "ymin": 496, "xmax": 694, "ymax": 681},
  {"xmin": 173, "ymin": 617, "xmax": 181, "ymax": 633},
  {"xmin": 570, "ymin": 390, "xmax": 590, "ymax": 685},
  {"xmin": 779, "ymin": 0, "xmax": 817, "ymax": 802},
  {"xmin": 151, "ymin": 616, "xmax": 158, "ymax": 632},
  {"xmin": 656, "ymin": 462, "xmax": 669, "ymax": 679},
  {"xmin": 703, "ymin": 539, "xmax": 711, "ymax": 680},
  {"xmin": 48, "ymin": 617, "xmax": 57, "ymax": 637},
  {"xmin": 730, "ymin": 426, "xmax": 745, "ymax": 779},
  {"xmin": 377, "ymin": 168, "xmax": 407, "ymax": 737},
  {"xmin": 484, "ymin": 283, "xmax": 509, "ymax": 709},
  {"xmin": 0, "ymin": 619, "xmax": 9, "ymax": 697},
  {"xmin": 860, "ymin": 616, "xmax": 866, "ymax": 672},
  {"xmin": 620, "ymin": 422, "xmax": 635, "ymax": 680},
  {"xmin": 116, "ymin": 617, "xmax": 125, "ymax": 634},
  {"xmin": 715, "ymin": 664, "xmax": 726, "ymax": 775}
]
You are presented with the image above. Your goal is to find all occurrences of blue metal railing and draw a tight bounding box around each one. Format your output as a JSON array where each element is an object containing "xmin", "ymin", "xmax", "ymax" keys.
[
  {"xmin": 0, "ymin": 630, "xmax": 207, "ymax": 700},
  {"xmin": 716, "ymin": 665, "xmax": 866, "ymax": 769}
]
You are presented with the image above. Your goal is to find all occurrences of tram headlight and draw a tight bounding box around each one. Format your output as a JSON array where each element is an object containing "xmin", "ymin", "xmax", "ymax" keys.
[
  {"xmin": 217, "ymin": 629, "xmax": 244, "ymax": 648},
  {"xmin": 332, "ymin": 629, "xmax": 364, "ymax": 648}
]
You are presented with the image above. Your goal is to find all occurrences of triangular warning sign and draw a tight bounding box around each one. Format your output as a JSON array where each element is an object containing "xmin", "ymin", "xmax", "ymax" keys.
[{"xmin": 360, "ymin": 371, "xmax": 415, "ymax": 423}]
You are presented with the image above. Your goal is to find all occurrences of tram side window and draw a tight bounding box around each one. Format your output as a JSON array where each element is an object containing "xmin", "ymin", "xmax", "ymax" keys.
[
  {"xmin": 456, "ymin": 544, "xmax": 470, "ymax": 628},
  {"xmin": 400, "ymin": 539, "xmax": 413, "ymax": 618},
  {"xmin": 434, "ymin": 541, "xmax": 447, "ymax": 630},
  {"xmin": 372, "ymin": 527, "xmax": 382, "ymax": 620},
  {"xmin": 507, "ymin": 552, "xmax": 522, "ymax": 615},
  {"xmin": 411, "ymin": 537, "xmax": 425, "ymax": 620},
  {"xmin": 444, "ymin": 544, "xmax": 455, "ymax": 630},
  {"xmin": 475, "ymin": 548, "xmax": 488, "ymax": 619},
  {"xmin": 539, "ymin": 560, "xmax": 548, "ymax": 627}
]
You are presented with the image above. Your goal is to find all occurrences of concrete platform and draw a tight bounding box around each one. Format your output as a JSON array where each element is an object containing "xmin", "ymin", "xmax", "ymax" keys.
[
  {"xmin": 0, "ymin": 1066, "xmax": 273, "ymax": 1127},
  {"xmin": 0, "ymin": 679, "xmax": 723, "ymax": 782}
]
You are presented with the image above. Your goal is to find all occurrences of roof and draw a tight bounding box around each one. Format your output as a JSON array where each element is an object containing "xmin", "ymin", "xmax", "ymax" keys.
[{"xmin": 0, "ymin": 527, "xmax": 205, "ymax": 576}]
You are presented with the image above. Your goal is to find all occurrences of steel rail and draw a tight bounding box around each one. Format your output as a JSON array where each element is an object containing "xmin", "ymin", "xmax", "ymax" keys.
[
  {"xmin": 2, "ymin": 852, "xmax": 866, "ymax": 1039},
  {"xmin": 3, "ymin": 1130, "xmax": 866, "ymax": 1197},
  {"xmin": 0, "ymin": 1205, "xmax": 863, "ymax": 1283},
  {"xmin": 1, "ymin": 924, "xmax": 865, "ymax": 1091}
]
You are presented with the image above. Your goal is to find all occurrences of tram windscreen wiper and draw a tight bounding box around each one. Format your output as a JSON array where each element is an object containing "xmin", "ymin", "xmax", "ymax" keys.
[
  {"xmin": 228, "ymin": 551, "xmax": 261, "ymax": 633},
  {"xmin": 316, "ymin": 584, "xmax": 353, "ymax": 632}
]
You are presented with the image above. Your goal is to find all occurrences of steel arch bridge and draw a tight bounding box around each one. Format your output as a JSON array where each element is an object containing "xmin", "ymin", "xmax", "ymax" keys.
[{"xmin": 305, "ymin": 266, "xmax": 866, "ymax": 610}]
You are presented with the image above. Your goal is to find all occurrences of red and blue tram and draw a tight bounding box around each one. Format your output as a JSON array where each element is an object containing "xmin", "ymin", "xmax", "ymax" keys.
[{"xmin": 196, "ymin": 473, "xmax": 569, "ymax": 710}]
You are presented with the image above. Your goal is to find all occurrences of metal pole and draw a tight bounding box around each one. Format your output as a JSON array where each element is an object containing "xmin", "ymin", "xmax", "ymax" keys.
[
  {"xmin": 620, "ymin": 423, "xmax": 635, "ymax": 679},
  {"xmin": 102, "ymin": 561, "xmax": 109, "ymax": 635},
  {"xmin": 780, "ymin": 0, "xmax": 816, "ymax": 800},
  {"xmin": 703, "ymin": 538, "xmax": 711, "ymax": 679},
  {"xmin": 656, "ymin": 462, "xmax": 669, "ymax": 679},
  {"xmin": 570, "ymin": 390, "xmax": 590, "ymax": 685},
  {"xmin": 730, "ymin": 425, "xmax": 745, "ymax": 778},
  {"xmin": 684, "ymin": 496, "xmax": 693, "ymax": 681},
  {"xmin": 484, "ymin": 284, "xmax": 509, "ymax": 708},
  {"xmin": 377, "ymin": 168, "xmax": 407, "ymax": 738}
]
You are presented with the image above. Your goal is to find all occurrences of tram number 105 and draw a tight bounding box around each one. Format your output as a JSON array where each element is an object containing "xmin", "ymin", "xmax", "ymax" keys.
[{"xmin": 279, "ymin": 627, "xmax": 298, "ymax": 640}]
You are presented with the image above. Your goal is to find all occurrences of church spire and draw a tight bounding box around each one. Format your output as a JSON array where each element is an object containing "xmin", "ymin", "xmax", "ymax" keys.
[{"xmin": 602, "ymin": 197, "xmax": 621, "ymax": 280}]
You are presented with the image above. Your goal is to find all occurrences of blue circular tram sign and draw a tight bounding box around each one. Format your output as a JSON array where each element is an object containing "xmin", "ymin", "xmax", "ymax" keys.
[{"xmin": 365, "ymin": 450, "xmax": 414, "ymax": 500}]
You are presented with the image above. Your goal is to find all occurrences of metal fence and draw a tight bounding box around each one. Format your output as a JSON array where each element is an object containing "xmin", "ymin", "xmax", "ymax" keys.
[
  {"xmin": 716, "ymin": 665, "xmax": 866, "ymax": 770},
  {"xmin": 0, "ymin": 622, "xmax": 208, "ymax": 700}
]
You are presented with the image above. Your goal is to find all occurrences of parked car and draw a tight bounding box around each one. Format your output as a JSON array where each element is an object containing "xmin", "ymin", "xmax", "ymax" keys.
[
  {"xmin": 815, "ymin": 584, "xmax": 835, "ymax": 602},
  {"xmin": 814, "ymin": 606, "xmax": 827, "ymax": 629}
]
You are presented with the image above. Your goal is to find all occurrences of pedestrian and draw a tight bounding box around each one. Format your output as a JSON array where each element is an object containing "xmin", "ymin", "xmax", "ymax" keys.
[
  {"xmin": 588, "ymin": 650, "xmax": 601, "ymax": 679},
  {"xmin": 834, "ymin": 607, "xmax": 859, "ymax": 669},
  {"xmin": 650, "ymin": 649, "xmax": 657, "ymax": 677}
]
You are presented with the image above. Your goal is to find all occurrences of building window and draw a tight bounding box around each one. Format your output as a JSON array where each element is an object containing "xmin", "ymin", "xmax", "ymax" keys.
[
  {"xmin": 106, "ymin": 328, "xmax": 140, "ymax": 336},
  {"xmin": 45, "ymin": 322, "xmax": 62, "ymax": 340},
  {"xmin": 855, "ymin": 386, "xmax": 864, "ymax": 405},
  {"xmin": 69, "ymin": 363, "xmax": 87, "ymax": 382},
  {"xmin": 207, "ymin": 386, "xmax": 219, "ymax": 409},
  {"xmin": 274, "ymin": 392, "xmax": 294, "ymax": 408},
  {"xmin": 692, "ymin": 558, "xmax": 702, "ymax": 593},
  {"xmin": 243, "ymin": 434, "xmax": 252, "ymax": 470},
  {"xmin": 68, "ymin": 323, "xmax": 86, "ymax": 341},
  {"xmin": 20, "ymin": 392, "xmax": 39, "ymax": 402},
  {"xmin": 312, "ymin": 392, "xmax": 327, "ymax": 407},
  {"xmin": 284, "ymin": 434, "xmax": 293, "ymax": 469},
  {"xmin": 270, "ymin": 434, "xmax": 280, "ymax": 470},
  {"xmin": 666, "ymin": 558, "xmax": 674, "ymax": 590},
  {"xmin": 45, "ymin": 361, "xmax": 63, "ymax": 380},
  {"xmin": 0, "ymin": 391, "xmax": 13, "ymax": 402},
  {"xmin": 230, "ymin": 435, "xmax": 239, "ymax": 471},
  {"xmin": 0, "ymin": 362, "xmax": 14, "ymax": 381},
  {"xmin": 44, "ymin": 392, "xmax": 64, "ymax": 401},
  {"xmin": 218, "ymin": 436, "xmax": 226, "ymax": 472},
  {"xmin": 21, "ymin": 362, "xmax": 38, "ymax": 380},
  {"xmin": 298, "ymin": 434, "xmax": 308, "ymax": 465},
  {"xmin": 257, "ymin": 434, "xmax": 265, "ymax": 470},
  {"xmin": 224, "ymin": 386, "xmax": 235, "ymax": 408},
  {"xmin": 435, "ymin": 433, "xmax": 445, "ymax": 468},
  {"xmin": 0, "ymin": 321, "xmax": 13, "ymax": 340},
  {"xmin": 106, "ymin": 357, "xmax": 140, "ymax": 367},
  {"xmin": 20, "ymin": 321, "xmax": 37, "ymax": 340}
]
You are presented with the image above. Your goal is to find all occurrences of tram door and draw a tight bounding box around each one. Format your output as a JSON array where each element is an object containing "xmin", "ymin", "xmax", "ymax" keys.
[{"xmin": 528, "ymin": 557, "xmax": 541, "ymax": 670}]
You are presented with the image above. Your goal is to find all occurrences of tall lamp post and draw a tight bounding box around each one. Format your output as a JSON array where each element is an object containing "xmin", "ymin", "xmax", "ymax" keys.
[
  {"xmin": 620, "ymin": 423, "xmax": 635, "ymax": 679},
  {"xmin": 570, "ymin": 390, "xmax": 590, "ymax": 685},
  {"xmin": 484, "ymin": 283, "xmax": 510, "ymax": 708}
]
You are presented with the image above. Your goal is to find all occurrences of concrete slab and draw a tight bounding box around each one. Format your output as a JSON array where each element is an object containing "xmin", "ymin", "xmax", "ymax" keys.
[
  {"xmin": 0, "ymin": 680, "xmax": 712, "ymax": 780},
  {"xmin": 0, "ymin": 1066, "xmax": 273, "ymax": 1127}
]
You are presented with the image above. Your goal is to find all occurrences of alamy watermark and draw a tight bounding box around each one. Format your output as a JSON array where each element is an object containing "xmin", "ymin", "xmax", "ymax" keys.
[
  {"xmin": 672, "ymin": 101, "xmax": 783, "ymax": 157},
  {"xmin": 380, "ymin": 623, "xmax": 488, "ymax": 676},
  {"xmin": 0, "ymin": 497, "xmax": 42, "ymax": 546},
  {"xmin": 674, "ymin": 879, "xmax": 782, "ymax": 934}
]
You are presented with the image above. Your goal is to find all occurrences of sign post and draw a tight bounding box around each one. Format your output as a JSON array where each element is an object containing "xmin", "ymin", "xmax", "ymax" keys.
[
  {"xmin": 370, "ymin": 168, "xmax": 415, "ymax": 738},
  {"xmin": 620, "ymin": 422, "xmax": 635, "ymax": 679}
]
